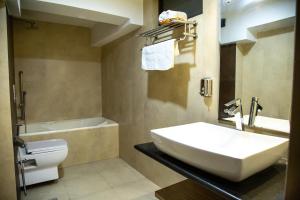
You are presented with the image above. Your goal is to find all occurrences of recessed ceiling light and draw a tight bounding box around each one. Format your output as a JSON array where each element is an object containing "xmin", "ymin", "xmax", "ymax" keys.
[{"xmin": 223, "ymin": 0, "xmax": 233, "ymax": 5}]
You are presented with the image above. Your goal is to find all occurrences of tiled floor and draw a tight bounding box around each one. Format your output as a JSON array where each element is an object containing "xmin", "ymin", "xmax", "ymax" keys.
[{"xmin": 21, "ymin": 158, "xmax": 160, "ymax": 200}]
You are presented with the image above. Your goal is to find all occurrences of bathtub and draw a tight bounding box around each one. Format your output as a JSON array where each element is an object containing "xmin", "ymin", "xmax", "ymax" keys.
[
  {"xmin": 20, "ymin": 117, "xmax": 119, "ymax": 167},
  {"xmin": 20, "ymin": 117, "xmax": 117, "ymax": 136}
]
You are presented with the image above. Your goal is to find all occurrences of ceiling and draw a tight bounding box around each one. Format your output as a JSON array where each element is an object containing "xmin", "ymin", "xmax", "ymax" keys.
[
  {"xmin": 7, "ymin": 0, "xmax": 143, "ymax": 47},
  {"xmin": 20, "ymin": 9, "xmax": 98, "ymax": 28}
]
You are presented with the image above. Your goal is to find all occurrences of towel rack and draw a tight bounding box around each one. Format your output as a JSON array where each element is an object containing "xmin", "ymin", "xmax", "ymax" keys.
[{"xmin": 138, "ymin": 20, "xmax": 197, "ymax": 47}]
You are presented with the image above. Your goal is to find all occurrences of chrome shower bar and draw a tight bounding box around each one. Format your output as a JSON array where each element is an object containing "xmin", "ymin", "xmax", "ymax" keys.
[
  {"xmin": 138, "ymin": 20, "xmax": 197, "ymax": 47},
  {"xmin": 138, "ymin": 20, "xmax": 197, "ymax": 37}
]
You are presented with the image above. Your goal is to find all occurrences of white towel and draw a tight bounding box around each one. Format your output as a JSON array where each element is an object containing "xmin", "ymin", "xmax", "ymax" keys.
[
  {"xmin": 142, "ymin": 39, "xmax": 179, "ymax": 71},
  {"xmin": 159, "ymin": 10, "xmax": 187, "ymax": 25}
]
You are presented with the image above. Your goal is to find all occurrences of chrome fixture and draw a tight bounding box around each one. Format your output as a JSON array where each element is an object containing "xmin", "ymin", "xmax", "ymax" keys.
[
  {"xmin": 138, "ymin": 20, "xmax": 197, "ymax": 47},
  {"xmin": 13, "ymin": 17, "xmax": 38, "ymax": 29},
  {"xmin": 200, "ymin": 78, "xmax": 213, "ymax": 97},
  {"xmin": 18, "ymin": 71, "xmax": 27, "ymax": 133},
  {"xmin": 18, "ymin": 158, "xmax": 27, "ymax": 195},
  {"xmin": 248, "ymin": 97, "xmax": 263, "ymax": 127},
  {"xmin": 224, "ymin": 98, "xmax": 245, "ymax": 131},
  {"xmin": 14, "ymin": 136, "xmax": 26, "ymax": 149},
  {"xmin": 14, "ymin": 136, "xmax": 28, "ymax": 195},
  {"xmin": 13, "ymin": 135, "xmax": 29, "ymax": 153}
]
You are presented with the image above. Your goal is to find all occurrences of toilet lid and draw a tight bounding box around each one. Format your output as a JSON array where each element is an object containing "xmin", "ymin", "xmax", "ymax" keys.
[{"xmin": 26, "ymin": 139, "xmax": 67, "ymax": 154}]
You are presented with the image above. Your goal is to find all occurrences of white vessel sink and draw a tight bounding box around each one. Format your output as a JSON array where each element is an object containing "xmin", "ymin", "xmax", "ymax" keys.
[{"xmin": 150, "ymin": 122, "xmax": 288, "ymax": 182}]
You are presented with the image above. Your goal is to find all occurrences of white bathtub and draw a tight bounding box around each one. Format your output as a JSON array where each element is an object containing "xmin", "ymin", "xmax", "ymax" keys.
[{"xmin": 20, "ymin": 117, "xmax": 117, "ymax": 136}]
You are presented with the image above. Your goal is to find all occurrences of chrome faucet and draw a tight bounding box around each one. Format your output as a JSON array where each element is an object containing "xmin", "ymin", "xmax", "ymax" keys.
[
  {"xmin": 248, "ymin": 97, "xmax": 263, "ymax": 127},
  {"xmin": 224, "ymin": 98, "xmax": 245, "ymax": 131}
]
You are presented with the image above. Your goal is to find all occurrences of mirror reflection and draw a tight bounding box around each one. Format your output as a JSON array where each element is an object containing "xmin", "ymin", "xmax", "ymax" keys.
[{"xmin": 219, "ymin": 0, "xmax": 296, "ymax": 134}]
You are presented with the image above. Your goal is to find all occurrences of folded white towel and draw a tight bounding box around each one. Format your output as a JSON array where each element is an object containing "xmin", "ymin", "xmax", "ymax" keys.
[
  {"xmin": 159, "ymin": 10, "xmax": 187, "ymax": 25},
  {"xmin": 142, "ymin": 39, "xmax": 179, "ymax": 71}
]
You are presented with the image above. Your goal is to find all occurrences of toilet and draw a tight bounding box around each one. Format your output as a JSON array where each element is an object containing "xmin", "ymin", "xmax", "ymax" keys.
[{"xmin": 19, "ymin": 139, "xmax": 68, "ymax": 186}]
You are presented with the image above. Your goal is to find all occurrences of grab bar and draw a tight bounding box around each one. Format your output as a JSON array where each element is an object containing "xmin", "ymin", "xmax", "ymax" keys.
[
  {"xmin": 19, "ymin": 71, "xmax": 23, "ymax": 108},
  {"xmin": 18, "ymin": 71, "xmax": 27, "ymax": 133},
  {"xmin": 17, "ymin": 154, "xmax": 27, "ymax": 196}
]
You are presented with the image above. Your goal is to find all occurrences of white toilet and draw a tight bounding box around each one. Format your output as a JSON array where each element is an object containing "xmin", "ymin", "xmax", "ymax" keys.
[{"xmin": 19, "ymin": 139, "xmax": 68, "ymax": 186}]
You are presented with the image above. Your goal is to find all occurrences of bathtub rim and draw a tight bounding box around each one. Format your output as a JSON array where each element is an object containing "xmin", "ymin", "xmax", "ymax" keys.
[{"xmin": 20, "ymin": 117, "xmax": 118, "ymax": 137}]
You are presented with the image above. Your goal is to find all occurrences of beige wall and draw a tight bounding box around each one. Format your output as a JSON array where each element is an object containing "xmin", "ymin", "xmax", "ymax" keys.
[
  {"xmin": 0, "ymin": 6, "xmax": 17, "ymax": 200},
  {"xmin": 236, "ymin": 27, "xmax": 294, "ymax": 119},
  {"xmin": 13, "ymin": 20, "xmax": 102, "ymax": 123},
  {"xmin": 21, "ymin": 125, "xmax": 119, "ymax": 168},
  {"xmin": 101, "ymin": 0, "xmax": 220, "ymax": 187}
]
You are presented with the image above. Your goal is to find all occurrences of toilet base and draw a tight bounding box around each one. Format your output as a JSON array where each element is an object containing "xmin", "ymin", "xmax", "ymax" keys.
[{"xmin": 20, "ymin": 167, "xmax": 59, "ymax": 187}]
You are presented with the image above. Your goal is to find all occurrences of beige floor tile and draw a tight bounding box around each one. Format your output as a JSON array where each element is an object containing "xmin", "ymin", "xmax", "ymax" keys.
[
  {"xmin": 21, "ymin": 159, "xmax": 159, "ymax": 200},
  {"xmin": 99, "ymin": 165, "xmax": 145, "ymax": 187},
  {"xmin": 21, "ymin": 181, "xmax": 69, "ymax": 200},
  {"xmin": 61, "ymin": 162, "xmax": 103, "ymax": 181},
  {"xmin": 95, "ymin": 158, "xmax": 132, "ymax": 171},
  {"xmin": 22, "ymin": 193, "xmax": 69, "ymax": 200},
  {"xmin": 113, "ymin": 179, "xmax": 160, "ymax": 200},
  {"xmin": 63, "ymin": 175, "xmax": 111, "ymax": 199},
  {"xmin": 132, "ymin": 193, "xmax": 158, "ymax": 200},
  {"xmin": 75, "ymin": 188, "xmax": 121, "ymax": 200}
]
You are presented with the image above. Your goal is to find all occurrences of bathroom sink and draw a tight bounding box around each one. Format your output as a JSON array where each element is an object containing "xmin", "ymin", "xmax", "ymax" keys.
[{"xmin": 150, "ymin": 122, "xmax": 288, "ymax": 182}]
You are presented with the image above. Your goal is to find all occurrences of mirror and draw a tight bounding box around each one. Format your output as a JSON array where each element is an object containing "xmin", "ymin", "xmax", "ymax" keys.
[{"xmin": 219, "ymin": 0, "xmax": 296, "ymax": 134}]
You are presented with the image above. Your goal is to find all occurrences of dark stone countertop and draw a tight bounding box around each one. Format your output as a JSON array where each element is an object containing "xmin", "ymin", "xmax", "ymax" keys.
[{"xmin": 135, "ymin": 142, "xmax": 286, "ymax": 200}]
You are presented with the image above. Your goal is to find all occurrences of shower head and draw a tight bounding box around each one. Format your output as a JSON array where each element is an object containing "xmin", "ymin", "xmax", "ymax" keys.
[
  {"xmin": 13, "ymin": 17, "xmax": 38, "ymax": 29},
  {"xmin": 26, "ymin": 21, "xmax": 38, "ymax": 29}
]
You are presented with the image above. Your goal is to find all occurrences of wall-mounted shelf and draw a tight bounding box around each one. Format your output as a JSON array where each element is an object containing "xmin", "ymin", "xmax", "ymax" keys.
[{"xmin": 138, "ymin": 20, "xmax": 197, "ymax": 47}]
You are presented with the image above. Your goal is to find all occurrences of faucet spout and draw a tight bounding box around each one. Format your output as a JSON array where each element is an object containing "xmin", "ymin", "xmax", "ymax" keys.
[
  {"xmin": 224, "ymin": 98, "xmax": 245, "ymax": 131},
  {"xmin": 248, "ymin": 97, "xmax": 263, "ymax": 127}
]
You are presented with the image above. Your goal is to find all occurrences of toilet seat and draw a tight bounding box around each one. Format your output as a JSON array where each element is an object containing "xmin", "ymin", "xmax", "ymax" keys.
[{"xmin": 26, "ymin": 139, "xmax": 67, "ymax": 154}]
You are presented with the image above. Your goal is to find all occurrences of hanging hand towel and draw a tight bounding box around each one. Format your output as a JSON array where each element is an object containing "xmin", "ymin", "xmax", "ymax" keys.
[{"xmin": 142, "ymin": 39, "xmax": 179, "ymax": 71}]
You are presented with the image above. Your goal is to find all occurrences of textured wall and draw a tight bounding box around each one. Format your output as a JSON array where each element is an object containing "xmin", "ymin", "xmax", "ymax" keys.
[
  {"xmin": 0, "ymin": 6, "xmax": 17, "ymax": 200},
  {"xmin": 13, "ymin": 20, "xmax": 102, "ymax": 123},
  {"xmin": 101, "ymin": 0, "xmax": 220, "ymax": 187},
  {"xmin": 236, "ymin": 27, "xmax": 295, "ymax": 119}
]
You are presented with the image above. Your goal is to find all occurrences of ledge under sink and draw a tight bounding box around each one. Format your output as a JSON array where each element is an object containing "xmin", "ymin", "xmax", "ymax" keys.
[
  {"xmin": 149, "ymin": 122, "xmax": 288, "ymax": 182},
  {"xmin": 135, "ymin": 142, "xmax": 287, "ymax": 200}
]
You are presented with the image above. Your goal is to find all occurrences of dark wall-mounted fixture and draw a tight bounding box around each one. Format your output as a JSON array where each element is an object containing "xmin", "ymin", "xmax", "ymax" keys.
[
  {"xmin": 221, "ymin": 18, "xmax": 226, "ymax": 28},
  {"xmin": 219, "ymin": 43, "xmax": 236, "ymax": 119}
]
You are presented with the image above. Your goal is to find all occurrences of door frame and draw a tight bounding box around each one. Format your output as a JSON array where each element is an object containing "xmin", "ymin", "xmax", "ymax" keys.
[
  {"xmin": 6, "ymin": 11, "xmax": 20, "ymax": 200},
  {"xmin": 285, "ymin": 0, "xmax": 300, "ymax": 199}
]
